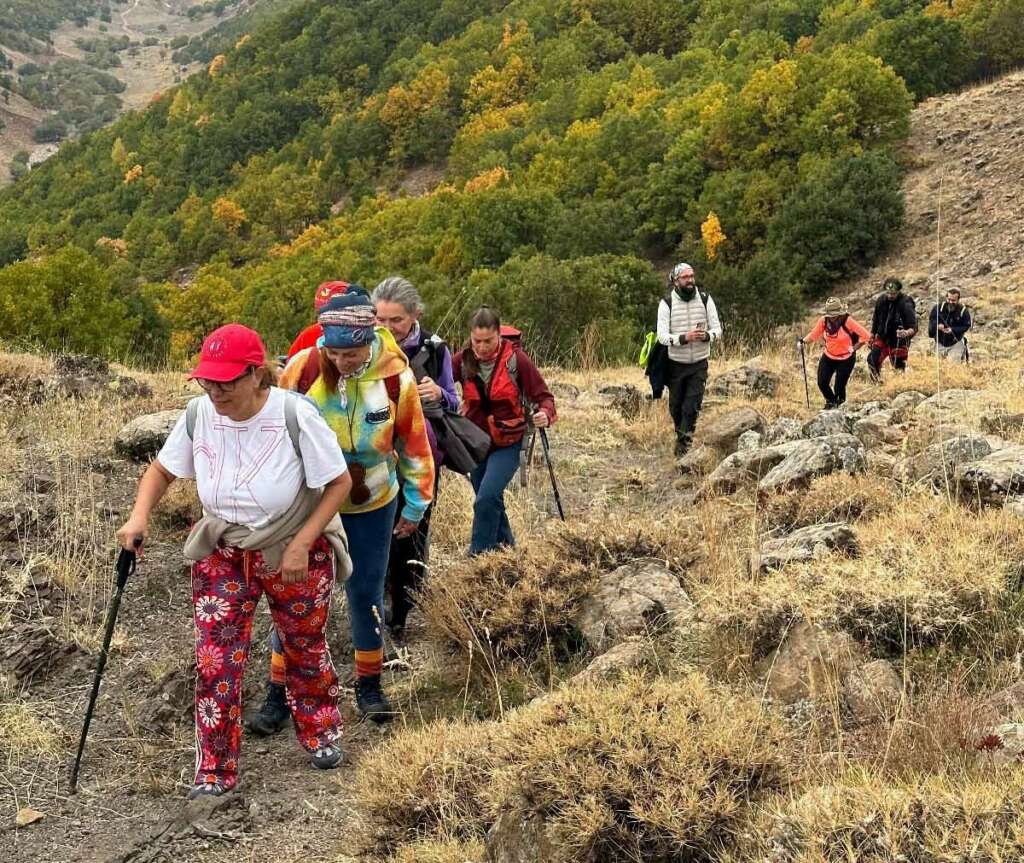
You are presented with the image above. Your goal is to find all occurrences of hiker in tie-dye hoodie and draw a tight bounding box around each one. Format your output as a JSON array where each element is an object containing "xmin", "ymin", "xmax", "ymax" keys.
[{"xmin": 253, "ymin": 289, "xmax": 433, "ymax": 730}]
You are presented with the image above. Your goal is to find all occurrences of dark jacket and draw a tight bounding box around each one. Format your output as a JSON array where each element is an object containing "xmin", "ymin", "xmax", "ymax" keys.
[
  {"xmin": 871, "ymin": 293, "xmax": 917, "ymax": 345},
  {"xmin": 928, "ymin": 302, "xmax": 971, "ymax": 347}
]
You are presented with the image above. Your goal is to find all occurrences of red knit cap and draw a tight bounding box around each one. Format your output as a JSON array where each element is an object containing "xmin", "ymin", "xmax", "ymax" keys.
[{"xmin": 313, "ymin": 281, "xmax": 351, "ymax": 311}]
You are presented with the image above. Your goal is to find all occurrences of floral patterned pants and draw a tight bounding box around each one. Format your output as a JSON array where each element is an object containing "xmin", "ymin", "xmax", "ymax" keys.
[{"xmin": 191, "ymin": 537, "xmax": 340, "ymax": 793}]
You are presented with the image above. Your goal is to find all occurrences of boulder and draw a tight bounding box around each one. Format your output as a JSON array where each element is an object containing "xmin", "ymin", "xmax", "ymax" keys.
[
  {"xmin": 843, "ymin": 401, "xmax": 890, "ymax": 423},
  {"xmin": 704, "ymin": 439, "xmax": 805, "ymax": 495},
  {"xmin": 115, "ymin": 410, "xmax": 183, "ymax": 462},
  {"xmin": 549, "ymin": 381, "xmax": 581, "ymax": 402},
  {"xmin": 802, "ymin": 410, "xmax": 851, "ymax": 439},
  {"xmin": 853, "ymin": 410, "xmax": 903, "ymax": 447},
  {"xmin": 765, "ymin": 417, "xmax": 804, "ymax": 445},
  {"xmin": 760, "ymin": 621, "xmax": 865, "ymax": 704},
  {"xmin": 487, "ymin": 801, "xmax": 557, "ymax": 863},
  {"xmin": 910, "ymin": 435, "xmax": 993, "ymax": 487},
  {"xmin": 573, "ymin": 558, "xmax": 695, "ymax": 652},
  {"xmin": 750, "ymin": 522, "xmax": 859, "ymax": 575},
  {"xmin": 914, "ymin": 389, "xmax": 994, "ymax": 425},
  {"xmin": 1006, "ymin": 498, "xmax": 1024, "ymax": 517},
  {"xmin": 708, "ymin": 363, "xmax": 779, "ymax": 399},
  {"xmin": 984, "ymin": 680, "xmax": 1024, "ymax": 722},
  {"xmin": 598, "ymin": 384, "xmax": 643, "ymax": 419},
  {"xmin": 676, "ymin": 444, "xmax": 715, "ymax": 476},
  {"xmin": 703, "ymin": 407, "xmax": 765, "ymax": 451},
  {"xmin": 757, "ymin": 434, "xmax": 866, "ymax": 494},
  {"xmin": 44, "ymin": 353, "xmax": 152, "ymax": 400},
  {"xmin": 737, "ymin": 430, "xmax": 762, "ymax": 452},
  {"xmin": 954, "ymin": 446, "xmax": 1024, "ymax": 505},
  {"xmin": 842, "ymin": 660, "xmax": 902, "ymax": 724},
  {"xmin": 571, "ymin": 638, "xmax": 647, "ymax": 683},
  {"xmin": 890, "ymin": 390, "xmax": 927, "ymax": 416}
]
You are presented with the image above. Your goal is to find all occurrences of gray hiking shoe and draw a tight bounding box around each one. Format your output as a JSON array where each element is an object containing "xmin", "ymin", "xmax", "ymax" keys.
[{"xmin": 310, "ymin": 743, "xmax": 343, "ymax": 770}]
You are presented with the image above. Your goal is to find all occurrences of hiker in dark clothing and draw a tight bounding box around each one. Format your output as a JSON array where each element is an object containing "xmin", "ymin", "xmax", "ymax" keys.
[
  {"xmin": 372, "ymin": 275, "xmax": 458, "ymax": 640},
  {"xmin": 867, "ymin": 277, "xmax": 917, "ymax": 382},
  {"xmin": 928, "ymin": 288, "xmax": 971, "ymax": 363},
  {"xmin": 656, "ymin": 262, "xmax": 723, "ymax": 456}
]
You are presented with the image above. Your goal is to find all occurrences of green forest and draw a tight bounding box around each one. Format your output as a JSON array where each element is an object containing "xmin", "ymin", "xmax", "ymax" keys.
[{"xmin": 1, "ymin": 0, "xmax": 1022, "ymax": 365}]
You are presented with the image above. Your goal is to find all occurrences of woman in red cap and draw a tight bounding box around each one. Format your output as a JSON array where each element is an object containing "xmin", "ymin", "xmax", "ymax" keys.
[{"xmin": 116, "ymin": 324, "xmax": 353, "ymax": 798}]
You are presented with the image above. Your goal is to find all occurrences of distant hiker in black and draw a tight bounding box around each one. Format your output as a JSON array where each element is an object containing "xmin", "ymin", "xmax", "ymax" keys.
[
  {"xmin": 867, "ymin": 277, "xmax": 916, "ymax": 383},
  {"xmin": 656, "ymin": 262, "xmax": 723, "ymax": 457},
  {"xmin": 928, "ymin": 288, "xmax": 971, "ymax": 363}
]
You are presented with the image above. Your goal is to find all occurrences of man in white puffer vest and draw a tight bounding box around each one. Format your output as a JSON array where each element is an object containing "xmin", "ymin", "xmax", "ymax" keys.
[{"xmin": 656, "ymin": 262, "xmax": 723, "ymax": 457}]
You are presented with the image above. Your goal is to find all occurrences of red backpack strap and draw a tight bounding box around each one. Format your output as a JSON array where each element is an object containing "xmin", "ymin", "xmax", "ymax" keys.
[
  {"xmin": 385, "ymin": 373, "xmax": 401, "ymax": 406},
  {"xmin": 297, "ymin": 348, "xmax": 320, "ymax": 394}
]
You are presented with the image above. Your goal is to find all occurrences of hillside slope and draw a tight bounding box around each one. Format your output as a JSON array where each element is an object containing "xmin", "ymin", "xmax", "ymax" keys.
[
  {"xmin": 840, "ymin": 68, "xmax": 1024, "ymax": 345},
  {"xmin": 3, "ymin": 71, "xmax": 1024, "ymax": 862}
]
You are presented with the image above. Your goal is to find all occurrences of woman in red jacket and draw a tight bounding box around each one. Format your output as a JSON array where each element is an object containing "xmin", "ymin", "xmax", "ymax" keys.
[
  {"xmin": 453, "ymin": 307, "xmax": 556, "ymax": 555},
  {"xmin": 800, "ymin": 297, "xmax": 871, "ymax": 409}
]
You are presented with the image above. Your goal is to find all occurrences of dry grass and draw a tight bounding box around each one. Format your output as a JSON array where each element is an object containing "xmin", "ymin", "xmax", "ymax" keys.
[
  {"xmin": 356, "ymin": 672, "xmax": 794, "ymax": 862},
  {"xmin": 0, "ymin": 700, "xmax": 63, "ymax": 765}
]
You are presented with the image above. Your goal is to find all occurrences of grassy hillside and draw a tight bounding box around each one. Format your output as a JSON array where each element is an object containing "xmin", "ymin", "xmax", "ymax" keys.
[{"xmin": 0, "ymin": 0, "xmax": 1022, "ymax": 365}]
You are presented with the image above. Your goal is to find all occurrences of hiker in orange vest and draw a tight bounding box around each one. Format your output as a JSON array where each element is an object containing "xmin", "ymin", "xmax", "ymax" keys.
[
  {"xmin": 453, "ymin": 307, "xmax": 556, "ymax": 555},
  {"xmin": 800, "ymin": 297, "xmax": 871, "ymax": 409}
]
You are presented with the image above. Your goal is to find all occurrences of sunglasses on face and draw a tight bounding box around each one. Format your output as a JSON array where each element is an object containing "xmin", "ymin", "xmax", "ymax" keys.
[
  {"xmin": 348, "ymin": 462, "xmax": 371, "ymax": 506},
  {"xmin": 196, "ymin": 368, "xmax": 253, "ymax": 394}
]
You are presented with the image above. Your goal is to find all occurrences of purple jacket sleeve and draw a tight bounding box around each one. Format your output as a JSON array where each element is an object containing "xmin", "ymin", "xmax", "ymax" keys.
[{"xmin": 436, "ymin": 345, "xmax": 459, "ymax": 413}]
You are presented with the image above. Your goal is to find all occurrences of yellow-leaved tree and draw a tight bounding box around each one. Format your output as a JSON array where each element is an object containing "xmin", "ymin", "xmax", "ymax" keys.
[
  {"xmin": 212, "ymin": 197, "xmax": 246, "ymax": 233},
  {"xmin": 701, "ymin": 212, "xmax": 726, "ymax": 261}
]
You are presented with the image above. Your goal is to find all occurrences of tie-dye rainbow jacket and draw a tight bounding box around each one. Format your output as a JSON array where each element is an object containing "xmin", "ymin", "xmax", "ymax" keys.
[{"xmin": 279, "ymin": 328, "xmax": 434, "ymax": 522}]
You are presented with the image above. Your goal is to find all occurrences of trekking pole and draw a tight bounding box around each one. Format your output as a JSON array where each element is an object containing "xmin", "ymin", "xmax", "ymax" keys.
[
  {"xmin": 538, "ymin": 427, "xmax": 566, "ymax": 521},
  {"xmin": 69, "ymin": 539, "xmax": 140, "ymax": 793},
  {"xmin": 798, "ymin": 340, "xmax": 811, "ymax": 409}
]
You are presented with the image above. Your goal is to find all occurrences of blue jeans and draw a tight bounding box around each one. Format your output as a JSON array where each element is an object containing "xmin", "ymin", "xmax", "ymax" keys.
[
  {"xmin": 342, "ymin": 497, "xmax": 399, "ymax": 651},
  {"xmin": 469, "ymin": 441, "xmax": 522, "ymax": 555},
  {"xmin": 270, "ymin": 496, "xmax": 399, "ymax": 658}
]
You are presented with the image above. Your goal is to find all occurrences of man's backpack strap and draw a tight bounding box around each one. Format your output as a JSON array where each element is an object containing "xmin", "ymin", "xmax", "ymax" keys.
[{"xmin": 663, "ymin": 289, "xmax": 709, "ymax": 310}]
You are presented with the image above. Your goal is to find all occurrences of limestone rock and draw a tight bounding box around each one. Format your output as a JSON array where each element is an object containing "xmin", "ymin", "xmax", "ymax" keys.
[
  {"xmin": 487, "ymin": 802, "xmax": 557, "ymax": 863},
  {"xmin": 751, "ymin": 522, "xmax": 858, "ymax": 574},
  {"xmin": 708, "ymin": 363, "xmax": 779, "ymax": 399},
  {"xmin": 571, "ymin": 638, "xmax": 647, "ymax": 683},
  {"xmin": 737, "ymin": 430, "xmax": 763, "ymax": 452},
  {"xmin": 44, "ymin": 353, "xmax": 152, "ymax": 400},
  {"xmin": 843, "ymin": 660, "xmax": 903, "ymax": 724},
  {"xmin": 890, "ymin": 390, "xmax": 927, "ymax": 416},
  {"xmin": 703, "ymin": 407, "xmax": 765, "ymax": 451},
  {"xmin": 765, "ymin": 417, "xmax": 804, "ymax": 445},
  {"xmin": 911, "ymin": 435, "xmax": 992, "ymax": 487},
  {"xmin": 598, "ymin": 384, "xmax": 643, "ymax": 419},
  {"xmin": 115, "ymin": 410, "xmax": 183, "ymax": 462},
  {"xmin": 549, "ymin": 381, "xmax": 581, "ymax": 402},
  {"xmin": 573, "ymin": 559, "xmax": 694, "ymax": 651},
  {"xmin": 853, "ymin": 410, "xmax": 903, "ymax": 447},
  {"xmin": 676, "ymin": 444, "xmax": 715, "ymax": 476},
  {"xmin": 984, "ymin": 680, "xmax": 1024, "ymax": 722},
  {"xmin": 757, "ymin": 434, "xmax": 866, "ymax": 494},
  {"xmin": 914, "ymin": 389, "xmax": 993, "ymax": 425},
  {"xmin": 954, "ymin": 446, "xmax": 1024, "ymax": 505},
  {"xmin": 981, "ymin": 411, "xmax": 1024, "ymax": 437},
  {"xmin": 761, "ymin": 621, "xmax": 865, "ymax": 704},
  {"xmin": 1006, "ymin": 498, "xmax": 1024, "ymax": 517},
  {"xmin": 802, "ymin": 409, "xmax": 852, "ymax": 439},
  {"xmin": 704, "ymin": 440, "xmax": 805, "ymax": 495}
]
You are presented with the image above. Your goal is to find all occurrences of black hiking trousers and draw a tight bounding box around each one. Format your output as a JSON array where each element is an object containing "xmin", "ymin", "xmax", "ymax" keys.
[
  {"xmin": 667, "ymin": 357, "xmax": 709, "ymax": 449},
  {"xmin": 817, "ymin": 354, "xmax": 856, "ymax": 407},
  {"xmin": 386, "ymin": 486, "xmax": 434, "ymax": 631}
]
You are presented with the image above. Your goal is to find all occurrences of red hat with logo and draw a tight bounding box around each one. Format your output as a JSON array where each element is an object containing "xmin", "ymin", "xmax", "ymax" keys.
[
  {"xmin": 313, "ymin": 280, "xmax": 352, "ymax": 311},
  {"xmin": 189, "ymin": 324, "xmax": 266, "ymax": 382}
]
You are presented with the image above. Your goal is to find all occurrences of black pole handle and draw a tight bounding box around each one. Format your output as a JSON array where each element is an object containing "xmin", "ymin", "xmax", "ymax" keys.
[{"xmin": 115, "ymin": 541, "xmax": 140, "ymax": 589}]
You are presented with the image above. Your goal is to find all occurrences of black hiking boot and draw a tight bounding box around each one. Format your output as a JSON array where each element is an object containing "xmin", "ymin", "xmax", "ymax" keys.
[
  {"xmin": 673, "ymin": 438, "xmax": 690, "ymax": 458},
  {"xmin": 246, "ymin": 682, "xmax": 290, "ymax": 737},
  {"xmin": 355, "ymin": 675, "xmax": 394, "ymax": 724}
]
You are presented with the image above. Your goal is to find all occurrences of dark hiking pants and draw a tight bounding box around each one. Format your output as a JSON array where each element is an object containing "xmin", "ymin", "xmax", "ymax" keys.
[
  {"xmin": 386, "ymin": 486, "xmax": 435, "ymax": 631},
  {"xmin": 817, "ymin": 354, "xmax": 856, "ymax": 407},
  {"xmin": 667, "ymin": 358, "xmax": 709, "ymax": 448}
]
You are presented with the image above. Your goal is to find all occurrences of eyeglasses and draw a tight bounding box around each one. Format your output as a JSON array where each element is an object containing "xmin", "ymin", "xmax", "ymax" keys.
[
  {"xmin": 348, "ymin": 462, "xmax": 371, "ymax": 506},
  {"xmin": 196, "ymin": 368, "xmax": 253, "ymax": 393}
]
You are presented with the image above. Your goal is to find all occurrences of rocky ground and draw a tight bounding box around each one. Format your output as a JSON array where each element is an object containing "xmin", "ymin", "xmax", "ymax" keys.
[{"xmin": 2, "ymin": 70, "xmax": 1024, "ymax": 863}]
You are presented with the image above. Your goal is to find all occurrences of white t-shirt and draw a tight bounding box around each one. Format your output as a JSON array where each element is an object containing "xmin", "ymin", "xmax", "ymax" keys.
[{"xmin": 157, "ymin": 389, "xmax": 347, "ymax": 528}]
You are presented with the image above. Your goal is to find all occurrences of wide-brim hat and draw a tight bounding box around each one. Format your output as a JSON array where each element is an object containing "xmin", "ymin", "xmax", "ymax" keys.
[{"xmin": 821, "ymin": 297, "xmax": 848, "ymax": 316}]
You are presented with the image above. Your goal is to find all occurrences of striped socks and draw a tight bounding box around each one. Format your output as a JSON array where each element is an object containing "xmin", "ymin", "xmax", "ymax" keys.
[{"xmin": 354, "ymin": 648, "xmax": 383, "ymax": 679}]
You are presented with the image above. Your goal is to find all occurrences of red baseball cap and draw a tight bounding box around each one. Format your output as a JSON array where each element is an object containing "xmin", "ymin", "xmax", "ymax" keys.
[
  {"xmin": 189, "ymin": 324, "xmax": 266, "ymax": 381},
  {"xmin": 314, "ymin": 280, "xmax": 351, "ymax": 311}
]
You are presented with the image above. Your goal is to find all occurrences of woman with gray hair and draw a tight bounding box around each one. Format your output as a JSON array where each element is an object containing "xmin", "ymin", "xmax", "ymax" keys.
[{"xmin": 371, "ymin": 276, "xmax": 458, "ymax": 639}]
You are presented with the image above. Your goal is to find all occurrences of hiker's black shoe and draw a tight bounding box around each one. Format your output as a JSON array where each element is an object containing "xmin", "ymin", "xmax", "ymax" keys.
[
  {"xmin": 355, "ymin": 675, "xmax": 393, "ymax": 724},
  {"xmin": 246, "ymin": 682, "xmax": 290, "ymax": 737},
  {"xmin": 310, "ymin": 743, "xmax": 343, "ymax": 770},
  {"xmin": 673, "ymin": 439, "xmax": 690, "ymax": 458}
]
